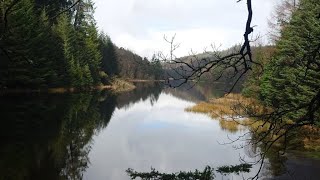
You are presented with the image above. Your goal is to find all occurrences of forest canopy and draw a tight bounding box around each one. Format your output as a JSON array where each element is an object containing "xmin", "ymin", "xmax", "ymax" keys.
[{"xmin": 0, "ymin": 0, "xmax": 163, "ymax": 89}]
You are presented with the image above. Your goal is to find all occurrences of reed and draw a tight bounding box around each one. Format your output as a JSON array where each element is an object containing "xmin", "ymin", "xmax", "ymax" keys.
[
  {"xmin": 111, "ymin": 78, "xmax": 136, "ymax": 92},
  {"xmin": 186, "ymin": 93, "xmax": 265, "ymax": 119},
  {"xmin": 219, "ymin": 120, "xmax": 240, "ymax": 133},
  {"xmin": 243, "ymin": 119, "xmax": 271, "ymax": 133},
  {"xmin": 186, "ymin": 94, "xmax": 320, "ymax": 156},
  {"xmin": 302, "ymin": 126, "xmax": 320, "ymax": 151},
  {"xmin": 185, "ymin": 94, "xmax": 272, "ymax": 134}
]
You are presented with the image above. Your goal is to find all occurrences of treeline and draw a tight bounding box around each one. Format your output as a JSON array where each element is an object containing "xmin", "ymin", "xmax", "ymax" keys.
[
  {"xmin": 116, "ymin": 47, "xmax": 163, "ymax": 80},
  {"xmin": 162, "ymin": 45, "xmax": 267, "ymax": 90},
  {"xmin": 0, "ymin": 0, "xmax": 163, "ymax": 89},
  {"xmin": 243, "ymin": 0, "xmax": 320, "ymax": 125},
  {"xmin": 162, "ymin": 0, "xmax": 319, "ymax": 126}
]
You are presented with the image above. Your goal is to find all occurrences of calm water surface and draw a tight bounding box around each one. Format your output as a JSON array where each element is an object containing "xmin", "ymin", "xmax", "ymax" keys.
[
  {"xmin": 84, "ymin": 92, "xmax": 260, "ymax": 180},
  {"xmin": 1, "ymin": 83, "xmax": 318, "ymax": 180}
]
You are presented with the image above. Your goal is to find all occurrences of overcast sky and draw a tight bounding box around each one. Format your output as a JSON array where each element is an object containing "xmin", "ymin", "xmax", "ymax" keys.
[{"xmin": 94, "ymin": 0, "xmax": 277, "ymax": 58}]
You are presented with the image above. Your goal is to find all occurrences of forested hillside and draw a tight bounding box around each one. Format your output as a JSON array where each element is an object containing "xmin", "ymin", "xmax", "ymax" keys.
[
  {"xmin": 162, "ymin": 45, "xmax": 274, "ymax": 89},
  {"xmin": 162, "ymin": 0, "xmax": 319, "ymax": 132},
  {"xmin": 116, "ymin": 47, "xmax": 163, "ymax": 80},
  {"xmin": 244, "ymin": 0, "xmax": 320, "ymax": 126},
  {"xmin": 0, "ymin": 0, "xmax": 163, "ymax": 90}
]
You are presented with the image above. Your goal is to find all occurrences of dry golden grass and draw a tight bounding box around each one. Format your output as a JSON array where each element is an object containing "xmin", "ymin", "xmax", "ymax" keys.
[
  {"xmin": 48, "ymin": 87, "xmax": 76, "ymax": 93},
  {"xmin": 303, "ymin": 138, "xmax": 320, "ymax": 151},
  {"xmin": 219, "ymin": 120, "xmax": 240, "ymax": 133},
  {"xmin": 48, "ymin": 88, "xmax": 69, "ymax": 93},
  {"xmin": 111, "ymin": 78, "xmax": 136, "ymax": 92},
  {"xmin": 48, "ymin": 79, "xmax": 134, "ymax": 94},
  {"xmin": 301, "ymin": 126, "xmax": 320, "ymax": 151},
  {"xmin": 244, "ymin": 121, "xmax": 320, "ymax": 151},
  {"xmin": 48, "ymin": 86, "xmax": 113, "ymax": 93},
  {"xmin": 211, "ymin": 93, "xmax": 267, "ymax": 115},
  {"xmin": 242, "ymin": 119, "xmax": 271, "ymax": 133},
  {"xmin": 185, "ymin": 102, "xmax": 217, "ymax": 114},
  {"xmin": 185, "ymin": 93, "xmax": 277, "ymax": 135},
  {"xmin": 95, "ymin": 85, "xmax": 112, "ymax": 90},
  {"xmin": 186, "ymin": 93, "xmax": 266, "ymax": 120},
  {"xmin": 186, "ymin": 94, "xmax": 320, "ymax": 154}
]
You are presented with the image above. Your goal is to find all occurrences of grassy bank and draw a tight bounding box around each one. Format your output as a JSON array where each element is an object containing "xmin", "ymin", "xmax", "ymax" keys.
[
  {"xmin": 0, "ymin": 85, "xmax": 112, "ymax": 94},
  {"xmin": 186, "ymin": 94, "xmax": 265, "ymax": 118},
  {"xmin": 0, "ymin": 78, "xmax": 136, "ymax": 94},
  {"xmin": 185, "ymin": 93, "xmax": 265, "ymax": 133},
  {"xmin": 110, "ymin": 78, "xmax": 136, "ymax": 93},
  {"xmin": 185, "ymin": 94, "xmax": 320, "ymax": 158},
  {"xmin": 128, "ymin": 79, "xmax": 166, "ymax": 82}
]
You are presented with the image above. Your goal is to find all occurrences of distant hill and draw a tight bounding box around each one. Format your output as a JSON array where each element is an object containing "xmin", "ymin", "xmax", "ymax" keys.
[
  {"xmin": 115, "ymin": 47, "xmax": 163, "ymax": 80},
  {"xmin": 161, "ymin": 45, "xmax": 275, "ymax": 89}
]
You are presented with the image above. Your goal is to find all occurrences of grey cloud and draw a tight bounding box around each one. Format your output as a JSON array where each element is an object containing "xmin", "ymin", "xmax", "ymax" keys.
[{"xmin": 94, "ymin": 0, "xmax": 277, "ymax": 57}]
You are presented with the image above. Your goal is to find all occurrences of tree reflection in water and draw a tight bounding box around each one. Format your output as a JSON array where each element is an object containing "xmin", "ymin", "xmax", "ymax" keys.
[
  {"xmin": 0, "ymin": 82, "xmax": 164, "ymax": 180},
  {"xmin": 0, "ymin": 82, "xmax": 308, "ymax": 179},
  {"xmin": 0, "ymin": 92, "xmax": 114, "ymax": 180}
]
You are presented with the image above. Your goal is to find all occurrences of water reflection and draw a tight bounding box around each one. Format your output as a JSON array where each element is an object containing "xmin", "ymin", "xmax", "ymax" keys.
[
  {"xmin": 84, "ymin": 92, "xmax": 263, "ymax": 180},
  {"xmin": 0, "ymin": 83, "xmax": 315, "ymax": 180},
  {"xmin": 0, "ymin": 83, "xmax": 164, "ymax": 180},
  {"xmin": 0, "ymin": 93, "xmax": 117, "ymax": 180},
  {"xmin": 116, "ymin": 82, "xmax": 162, "ymax": 109}
]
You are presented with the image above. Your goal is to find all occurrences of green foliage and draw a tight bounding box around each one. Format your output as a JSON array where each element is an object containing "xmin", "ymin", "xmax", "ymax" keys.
[
  {"xmin": 216, "ymin": 163, "xmax": 252, "ymax": 175},
  {"xmin": 0, "ymin": 0, "xmax": 163, "ymax": 89},
  {"xmin": 242, "ymin": 46, "xmax": 275, "ymax": 97},
  {"xmin": 116, "ymin": 47, "xmax": 164, "ymax": 80},
  {"xmin": 0, "ymin": 0, "xmax": 66, "ymax": 88},
  {"xmin": 0, "ymin": 0, "xmax": 104, "ymax": 89},
  {"xmin": 53, "ymin": 6, "xmax": 101, "ymax": 88},
  {"xmin": 259, "ymin": 0, "xmax": 320, "ymax": 123},
  {"xmin": 126, "ymin": 164, "xmax": 252, "ymax": 180},
  {"xmin": 99, "ymin": 33, "xmax": 119, "ymax": 79},
  {"xmin": 126, "ymin": 167, "xmax": 215, "ymax": 180},
  {"xmin": 151, "ymin": 55, "xmax": 164, "ymax": 80}
]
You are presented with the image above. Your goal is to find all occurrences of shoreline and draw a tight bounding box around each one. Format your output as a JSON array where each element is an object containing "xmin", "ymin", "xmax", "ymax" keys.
[
  {"xmin": 0, "ymin": 85, "xmax": 113, "ymax": 94},
  {"xmin": 127, "ymin": 79, "xmax": 166, "ymax": 82},
  {"xmin": 0, "ymin": 79, "xmax": 149, "ymax": 94}
]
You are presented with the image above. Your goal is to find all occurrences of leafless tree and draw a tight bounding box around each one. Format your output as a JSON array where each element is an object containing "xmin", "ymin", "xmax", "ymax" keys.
[
  {"xmin": 159, "ymin": 0, "xmax": 319, "ymax": 179},
  {"xmin": 159, "ymin": 0, "xmax": 260, "ymax": 93},
  {"xmin": 268, "ymin": 0, "xmax": 298, "ymax": 43}
]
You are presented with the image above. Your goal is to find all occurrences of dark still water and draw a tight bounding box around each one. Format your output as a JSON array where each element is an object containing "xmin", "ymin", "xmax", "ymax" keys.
[{"xmin": 0, "ymin": 83, "xmax": 318, "ymax": 180}]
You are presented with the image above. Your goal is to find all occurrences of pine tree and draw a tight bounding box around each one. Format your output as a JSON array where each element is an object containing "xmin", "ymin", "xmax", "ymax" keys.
[
  {"xmin": 99, "ymin": 33, "xmax": 119, "ymax": 77},
  {"xmin": 260, "ymin": 0, "xmax": 320, "ymax": 123},
  {"xmin": 1, "ymin": 0, "xmax": 66, "ymax": 88}
]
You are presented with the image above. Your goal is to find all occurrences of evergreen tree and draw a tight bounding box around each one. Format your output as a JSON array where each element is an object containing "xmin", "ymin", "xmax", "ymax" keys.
[
  {"xmin": 0, "ymin": 0, "xmax": 163, "ymax": 89},
  {"xmin": 260, "ymin": 0, "xmax": 320, "ymax": 124},
  {"xmin": 1, "ymin": 0, "xmax": 66, "ymax": 88},
  {"xmin": 71, "ymin": 0, "xmax": 101, "ymax": 85},
  {"xmin": 99, "ymin": 33, "xmax": 119, "ymax": 77}
]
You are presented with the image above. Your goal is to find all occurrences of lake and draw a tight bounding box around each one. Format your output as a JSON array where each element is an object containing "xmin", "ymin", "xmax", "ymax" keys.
[{"xmin": 0, "ymin": 82, "xmax": 319, "ymax": 180}]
